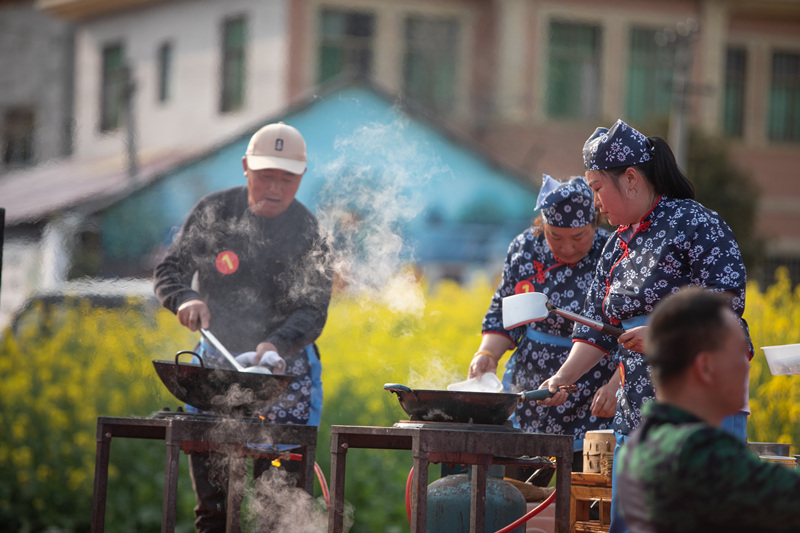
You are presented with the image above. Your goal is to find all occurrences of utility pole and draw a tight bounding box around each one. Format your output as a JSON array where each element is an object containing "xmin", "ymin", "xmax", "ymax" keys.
[
  {"xmin": 122, "ymin": 62, "xmax": 138, "ymax": 181},
  {"xmin": 0, "ymin": 208, "xmax": 4, "ymax": 301},
  {"xmin": 657, "ymin": 19, "xmax": 699, "ymax": 172}
]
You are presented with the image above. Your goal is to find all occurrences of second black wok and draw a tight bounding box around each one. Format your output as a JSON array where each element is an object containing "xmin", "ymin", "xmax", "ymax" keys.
[{"xmin": 383, "ymin": 383, "xmax": 566, "ymax": 425}]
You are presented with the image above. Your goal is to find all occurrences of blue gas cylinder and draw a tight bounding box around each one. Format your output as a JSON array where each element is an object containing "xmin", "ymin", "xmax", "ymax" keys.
[{"xmin": 426, "ymin": 465, "xmax": 526, "ymax": 533}]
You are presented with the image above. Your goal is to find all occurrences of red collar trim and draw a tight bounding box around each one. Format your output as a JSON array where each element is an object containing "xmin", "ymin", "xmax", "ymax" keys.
[{"xmin": 616, "ymin": 195, "xmax": 661, "ymax": 234}]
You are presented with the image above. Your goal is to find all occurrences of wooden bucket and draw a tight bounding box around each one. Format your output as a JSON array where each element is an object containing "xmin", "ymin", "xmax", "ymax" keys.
[{"xmin": 583, "ymin": 429, "xmax": 615, "ymax": 473}]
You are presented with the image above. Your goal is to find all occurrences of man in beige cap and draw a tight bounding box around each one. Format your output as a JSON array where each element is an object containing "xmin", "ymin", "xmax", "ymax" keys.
[{"xmin": 154, "ymin": 122, "xmax": 333, "ymax": 532}]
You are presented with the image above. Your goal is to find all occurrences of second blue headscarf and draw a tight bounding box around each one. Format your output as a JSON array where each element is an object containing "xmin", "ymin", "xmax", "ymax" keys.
[{"xmin": 534, "ymin": 174, "xmax": 595, "ymax": 228}]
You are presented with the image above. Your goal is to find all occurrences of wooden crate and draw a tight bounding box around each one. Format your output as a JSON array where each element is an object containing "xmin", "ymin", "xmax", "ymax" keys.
[{"xmin": 570, "ymin": 473, "xmax": 612, "ymax": 533}]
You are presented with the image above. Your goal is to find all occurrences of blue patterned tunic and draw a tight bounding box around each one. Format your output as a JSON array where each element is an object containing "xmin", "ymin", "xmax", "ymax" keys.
[
  {"xmin": 483, "ymin": 226, "xmax": 617, "ymax": 440},
  {"xmin": 573, "ymin": 196, "xmax": 751, "ymax": 435}
]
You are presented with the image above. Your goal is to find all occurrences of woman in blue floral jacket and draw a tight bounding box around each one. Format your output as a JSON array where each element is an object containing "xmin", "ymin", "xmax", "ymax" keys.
[
  {"xmin": 539, "ymin": 119, "xmax": 752, "ymax": 533},
  {"xmin": 468, "ymin": 175, "xmax": 619, "ymax": 471}
]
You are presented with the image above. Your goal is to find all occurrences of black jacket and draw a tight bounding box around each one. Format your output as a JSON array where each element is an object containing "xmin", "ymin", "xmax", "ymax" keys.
[{"xmin": 154, "ymin": 186, "xmax": 333, "ymax": 355}]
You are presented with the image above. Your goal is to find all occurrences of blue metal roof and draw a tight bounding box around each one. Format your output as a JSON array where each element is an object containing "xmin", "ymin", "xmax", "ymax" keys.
[{"xmin": 99, "ymin": 82, "xmax": 538, "ymax": 269}]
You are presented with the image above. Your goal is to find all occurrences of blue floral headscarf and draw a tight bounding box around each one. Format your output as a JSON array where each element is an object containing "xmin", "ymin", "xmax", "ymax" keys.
[
  {"xmin": 534, "ymin": 174, "xmax": 595, "ymax": 228},
  {"xmin": 583, "ymin": 119, "xmax": 653, "ymax": 171}
]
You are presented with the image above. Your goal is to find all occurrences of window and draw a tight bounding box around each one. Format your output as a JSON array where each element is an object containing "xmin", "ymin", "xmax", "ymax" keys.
[
  {"xmin": 723, "ymin": 48, "xmax": 746, "ymax": 138},
  {"xmin": 100, "ymin": 43, "xmax": 125, "ymax": 131},
  {"xmin": 220, "ymin": 16, "xmax": 247, "ymax": 113},
  {"xmin": 403, "ymin": 16, "xmax": 459, "ymax": 114},
  {"xmin": 546, "ymin": 21, "xmax": 602, "ymax": 119},
  {"xmin": 767, "ymin": 51, "xmax": 800, "ymax": 142},
  {"xmin": 318, "ymin": 9, "xmax": 374, "ymax": 84},
  {"xmin": 157, "ymin": 41, "xmax": 173, "ymax": 103},
  {"xmin": 626, "ymin": 27, "xmax": 674, "ymax": 123},
  {"xmin": 2, "ymin": 108, "xmax": 35, "ymax": 167}
]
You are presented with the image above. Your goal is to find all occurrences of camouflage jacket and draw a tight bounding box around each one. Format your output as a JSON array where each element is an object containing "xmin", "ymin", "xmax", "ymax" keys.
[{"xmin": 617, "ymin": 402, "xmax": 800, "ymax": 533}]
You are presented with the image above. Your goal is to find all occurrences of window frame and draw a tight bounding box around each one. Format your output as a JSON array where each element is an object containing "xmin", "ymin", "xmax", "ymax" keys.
[
  {"xmin": 625, "ymin": 26, "xmax": 675, "ymax": 124},
  {"xmin": 767, "ymin": 49, "xmax": 800, "ymax": 143},
  {"xmin": 545, "ymin": 19, "xmax": 603, "ymax": 120},
  {"xmin": 722, "ymin": 47, "xmax": 747, "ymax": 138},
  {"xmin": 219, "ymin": 15, "xmax": 247, "ymax": 114},
  {"xmin": 401, "ymin": 14, "xmax": 461, "ymax": 115},
  {"xmin": 317, "ymin": 7, "xmax": 375, "ymax": 84},
  {"xmin": 2, "ymin": 107, "xmax": 36, "ymax": 167},
  {"xmin": 99, "ymin": 42, "xmax": 125, "ymax": 132}
]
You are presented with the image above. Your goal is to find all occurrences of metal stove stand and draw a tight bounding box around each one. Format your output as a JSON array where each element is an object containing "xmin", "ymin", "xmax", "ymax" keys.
[
  {"xmin": 327, "ymin": 423, "xmax": 573, "ymax": 533},
  {"xmin": 91, "ymin": 412, "xmax": 317, "ymax": 533}
]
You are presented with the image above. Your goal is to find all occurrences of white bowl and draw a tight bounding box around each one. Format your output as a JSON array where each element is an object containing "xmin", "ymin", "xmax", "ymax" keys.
[{"xmin": 762, "ymin": 344, "xmax": 800, "ymax": 375}]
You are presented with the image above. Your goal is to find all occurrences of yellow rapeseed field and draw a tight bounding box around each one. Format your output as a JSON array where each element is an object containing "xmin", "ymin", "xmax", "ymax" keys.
[{"xmin": 2, "ymin": 269, "xmax": 800, "ymax": 532}]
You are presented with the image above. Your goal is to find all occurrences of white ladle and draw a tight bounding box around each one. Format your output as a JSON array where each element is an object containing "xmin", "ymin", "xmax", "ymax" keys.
[
  {"xmin": 502, "ymin": 292, "xmax": 624, "ymax": 338},
  {"xmin": 200, "ymin": 329, "xmax": 272, "ymax": 374}
]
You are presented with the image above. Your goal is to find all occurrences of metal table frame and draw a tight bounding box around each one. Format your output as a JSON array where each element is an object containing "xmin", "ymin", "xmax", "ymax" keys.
[
  {"xmin": 327, "ymin": 425, "xmax": 572, "ymax": 533},
  {"xmin": 91, "ymin": 416, "xmax": 317, "ymax": 533}
]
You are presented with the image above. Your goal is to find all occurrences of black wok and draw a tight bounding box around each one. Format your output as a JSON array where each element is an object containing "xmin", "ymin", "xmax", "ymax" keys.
[
  {"xmin": 383, "ymin": 383, "xmax": 565, "ymax": 425},
  {"xmin": 153, "ymin": 351, "xmax": 294, "ymax": 415}
]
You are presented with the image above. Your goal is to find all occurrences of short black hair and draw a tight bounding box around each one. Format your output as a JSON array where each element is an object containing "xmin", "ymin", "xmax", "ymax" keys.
[{"xmin": 646, "ymin": 287, "xmax": 732, "ymax": 386}]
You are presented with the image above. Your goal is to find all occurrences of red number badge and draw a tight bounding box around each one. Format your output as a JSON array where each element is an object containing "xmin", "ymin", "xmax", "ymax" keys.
[
  {"xmin": 514, "ymin": 280, "xmax": 535, "ymax": 294},
  {"xmin": 215, "ymin": 251, "xmax": 239, "ymax": 275}
]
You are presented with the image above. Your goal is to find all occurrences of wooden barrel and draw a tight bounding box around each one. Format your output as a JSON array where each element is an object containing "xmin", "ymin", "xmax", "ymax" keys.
[{"xmin": 583, "ymin": 429, "xmax": 615, "ymax": 473}]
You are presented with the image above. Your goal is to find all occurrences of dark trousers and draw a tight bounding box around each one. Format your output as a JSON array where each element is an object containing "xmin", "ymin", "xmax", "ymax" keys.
[{"xmin": 189, "ymin": 452, "xmax": 302, "ymax": 533}]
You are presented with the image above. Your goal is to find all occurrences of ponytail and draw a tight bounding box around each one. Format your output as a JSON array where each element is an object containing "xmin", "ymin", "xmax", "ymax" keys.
[{"xmin": 634, "ymin": 137, "xmax": 695, "ymax": 199}]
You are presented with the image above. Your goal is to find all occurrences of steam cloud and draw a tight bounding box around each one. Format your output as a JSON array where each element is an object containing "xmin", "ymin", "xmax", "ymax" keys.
[
  {"xmin": 197, "ymin": 418, "xmax": 354, "ymax": 532},
  {"xmin": 246, "ymin": 467, "xmax": 353, "ymax": 533},
  {"xmin": 315, "ymin": 119, "xmax": 449, "ymax": 315}
]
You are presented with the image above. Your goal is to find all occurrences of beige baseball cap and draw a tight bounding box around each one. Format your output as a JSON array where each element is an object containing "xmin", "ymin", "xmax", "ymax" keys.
[{"xmin": 245, "ymin": 122, "xmax": 307, "ymax": 174}]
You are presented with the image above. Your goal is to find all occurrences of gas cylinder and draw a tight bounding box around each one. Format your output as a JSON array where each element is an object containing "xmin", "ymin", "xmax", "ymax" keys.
[{"xmin": 426, "ymin": 465, "xmax": 526, "ymax": 533}]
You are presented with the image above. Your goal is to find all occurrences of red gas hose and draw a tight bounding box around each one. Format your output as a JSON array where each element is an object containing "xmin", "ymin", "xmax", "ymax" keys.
[
  {"xmin": 314, "ymin": 461, "xmax": 331, "ymax": 508},
  {"xmin": 494, "ymin": 488, "xmax": 556, "ymax": 533},
  {"xmin": 404, "ymin": 466, "xmax": 556, "ymax": 533},
  {"xmin": 405, "ymin": 467, "xmax": 414, "ymax": 525}
]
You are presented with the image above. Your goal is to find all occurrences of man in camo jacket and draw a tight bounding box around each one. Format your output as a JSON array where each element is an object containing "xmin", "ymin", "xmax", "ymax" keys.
[{"xmin": 617, "ymin": 287, "xmax": 800, "ymax": 533}]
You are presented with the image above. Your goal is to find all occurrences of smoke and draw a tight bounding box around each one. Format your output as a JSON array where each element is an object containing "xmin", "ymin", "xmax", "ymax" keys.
[
  {"xmin": 195, "ymin": 420, "xmax": 354, "ymax": 532},
  {"xmin": 407, "ymin": 355, "xmax": 466, "ymax": 390},
  {"xmin": 209, "ymin": 380, "xmax": 259, "ymax": 414},
  {"xmin": 244, "ymin": 466, "xmax": 354, "ymax": 533},
  {"xmin": 315, "ymin": 119, "xmax": 450, "ymax": 315}
]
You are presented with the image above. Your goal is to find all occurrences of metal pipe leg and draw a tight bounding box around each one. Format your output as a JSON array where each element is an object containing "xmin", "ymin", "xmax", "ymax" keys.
[
  {"xmin": 327, "ymin": 436, "xmax": 348, "ymax": 533},
  {"xmin": 161, "ymin": 439, "xmax": 180, "ymax": 533},
  {"xmin": 411, "ymin": 452, "xmax": 429, "ymax": 533},
  {"xmin": 91, "ymin": 424, "xmax": 111, "ymax": 533}
]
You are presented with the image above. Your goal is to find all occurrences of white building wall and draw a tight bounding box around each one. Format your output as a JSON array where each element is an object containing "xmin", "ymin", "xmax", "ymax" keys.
[
  {"xmin": 0, "ymin": 1, "xmax": 73, "ymax": 172},
  {"xmin": 71, "ymin": 0, "xmax": 290, "ymax": 162}
]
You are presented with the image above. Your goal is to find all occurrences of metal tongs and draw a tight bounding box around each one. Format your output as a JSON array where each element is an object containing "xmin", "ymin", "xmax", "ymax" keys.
[{"xmin": 200, "ymin": 329, "xmax": 272, "ymax": 374}]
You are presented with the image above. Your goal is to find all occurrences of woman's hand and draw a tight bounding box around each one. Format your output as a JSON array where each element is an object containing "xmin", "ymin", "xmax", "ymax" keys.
[
  {"xmin": 617, "ymin": 326, "xmax": 647, "ymax": 353},
  {"xmin": 591, "ymin": 376, "xmax": 619, "ymax": 417},
  {"xmin": 467, "ymin": 335, "xmax": 513, "ymax": 379},
  {"xmin": 537, "ymin": 375, "xmax": 572, "ymax": 406},
  {"xmin": 468, "ymin": 352, "xmax": 499, "ymax": 379}
]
